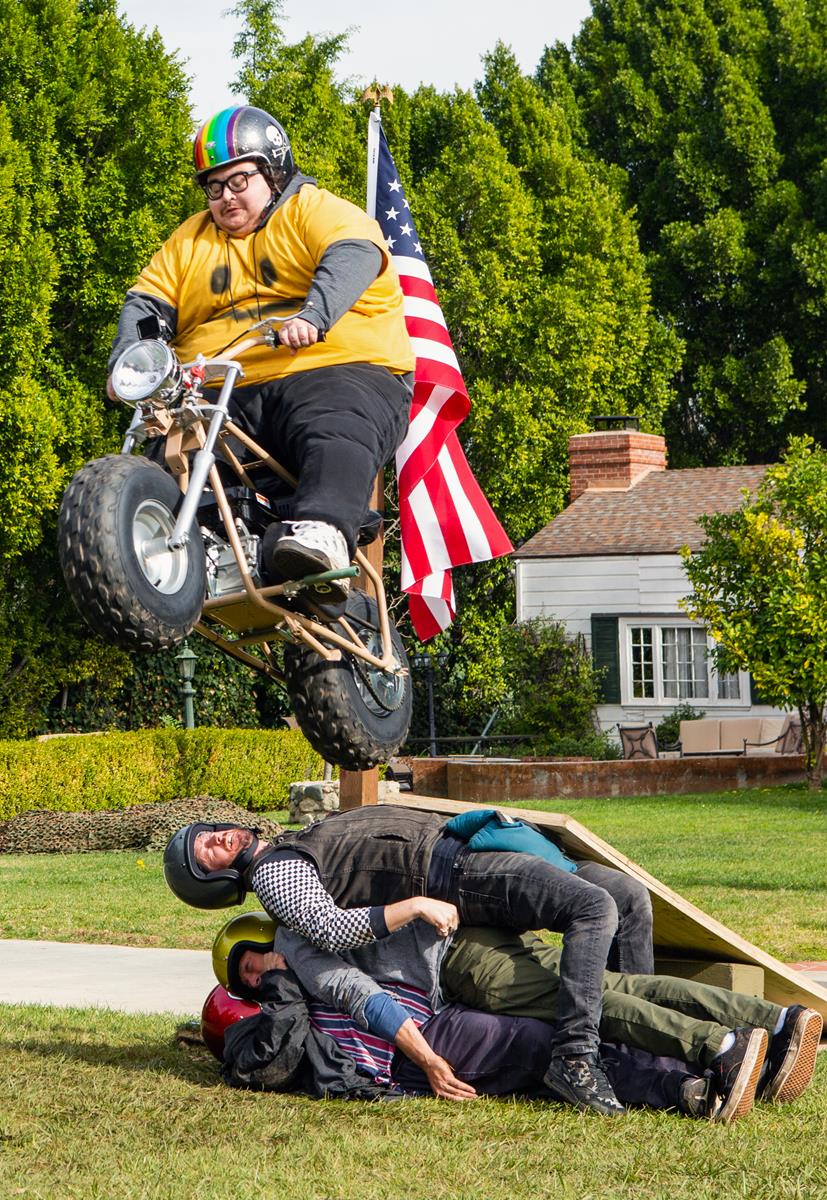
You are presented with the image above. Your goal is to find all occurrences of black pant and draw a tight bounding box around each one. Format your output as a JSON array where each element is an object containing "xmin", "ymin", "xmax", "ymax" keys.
[
  {"xmin": 229, "ymin": 363, "xmax": 411, "ymax": 553},
  {"xmin": 391, "ymin": 1005, "xmax": 694, "ymax": 1111}
]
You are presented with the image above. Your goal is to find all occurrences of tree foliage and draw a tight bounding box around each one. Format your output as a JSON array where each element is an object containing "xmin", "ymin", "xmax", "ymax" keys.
[
  {"xmin": 45, "ymin": 639, "xmax": 287, "ymax": 734},
  {"xmin": 495, "ymin": 617, "xmax": 614, "ymax": 757},
  {"xmin": 681, "ymin": 436, "xmax": 827, "ymax": 787},
  {"xmin": 549, "ymin": 0, "xmax": 827, "ymax": 466},
  {"xmin": 0, "ymin": 0, "xmax": 196, "ymax": 735},
  {"xmin": 225, "ymin": 9, "xmax": 680, "ymax": 729},
  {"xmin": 1, "ymin": 0, "xmax": 680, "ymax": 740}
]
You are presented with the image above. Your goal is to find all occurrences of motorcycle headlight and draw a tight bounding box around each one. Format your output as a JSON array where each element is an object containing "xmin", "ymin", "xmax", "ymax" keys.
[{"xmin": 111, "ymin": 339, "xmax": 182, "ymax": 405}]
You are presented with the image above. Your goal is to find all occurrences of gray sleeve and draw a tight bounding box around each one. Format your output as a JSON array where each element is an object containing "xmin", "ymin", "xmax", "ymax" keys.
[
  {"xmin": 301, "ymin": 239, "xmax": 383, "ymax": 332},
  {"xmin": 275, "ymin": 926, "xmax": 383, "ymax": 1030},
  {"xmin": 107, "ymin": 291, "xmax": 178, "ymax": 374}
]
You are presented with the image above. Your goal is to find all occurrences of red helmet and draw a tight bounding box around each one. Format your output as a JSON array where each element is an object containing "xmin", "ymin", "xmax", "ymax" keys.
[{"xmin": 201, "ymin": 983, "xmax": 260, "ymax": 1061}]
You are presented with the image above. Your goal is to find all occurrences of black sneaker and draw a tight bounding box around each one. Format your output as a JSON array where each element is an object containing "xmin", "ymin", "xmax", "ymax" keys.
[
  {"xmin": 543, "ymin": 1054, "xmax": 626, "ymax": 1116},
  {"xmin": 678, "ymin": 1074, "xmax": 718, "ymax": 1119},
  {"xmin": 709, "ymin": 1027, "xmax": 768, "ymax": 1124},
  {"xmin": 761, "ymin": 1005, "xmax": 823, "ymax": 1103}
]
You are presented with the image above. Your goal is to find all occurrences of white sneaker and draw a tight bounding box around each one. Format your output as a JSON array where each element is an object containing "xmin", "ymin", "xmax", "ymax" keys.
[{"xmin": 269, "ymin": 520, "xmax": 351, "ymax": 602}]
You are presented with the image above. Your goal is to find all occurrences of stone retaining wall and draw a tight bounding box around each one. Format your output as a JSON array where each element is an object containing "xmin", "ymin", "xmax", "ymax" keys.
[{"xmin": 400, "ymin": 753, "xmax": 806, "ymax": 803}]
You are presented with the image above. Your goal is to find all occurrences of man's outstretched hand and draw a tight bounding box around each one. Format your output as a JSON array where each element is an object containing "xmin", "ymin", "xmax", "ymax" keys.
[{"xmin": 425, "ymin": 1055, "xmax": 479, "ymax": 1101}]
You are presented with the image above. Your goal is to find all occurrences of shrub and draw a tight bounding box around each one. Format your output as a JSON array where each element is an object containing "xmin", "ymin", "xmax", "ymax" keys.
[
  {"xmin": 0, "ymin": 729, "xmax": 324, "ymax": 821},
  {"xmin": 543, "ymin": 731, "xmax": 623, "ymax": 761},
  {"xmin": 44, "ymin": 640, "xmax": 287, "ymax": 734},
  {"xmin": 655, "ymin": 703, "xmax": 706, "ymax": 749},
  {"xmin": 174, "ymin": 728, "xmax": 326, "ymax": 811},
  {"xmin": 481, "ymin": 730, "xmax": 621, "ymax": 760},
  {"xmin": 497, "ymin": 618, "xmax": 604, "ymax": 742}
]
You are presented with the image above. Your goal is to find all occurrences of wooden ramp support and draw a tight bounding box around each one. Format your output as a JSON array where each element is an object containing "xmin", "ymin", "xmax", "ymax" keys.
[
  {"xmin": 339, "ymin": 471, "xmax": 383, "ymax": 810},
  {"xmin": 391, "ymin": 793, "xmax": 827, "ymax": 1021}
]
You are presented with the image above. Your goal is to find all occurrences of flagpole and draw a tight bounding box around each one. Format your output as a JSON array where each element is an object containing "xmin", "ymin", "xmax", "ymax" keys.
[
  {"xmin": 366, "ymin": 105, "xmax": 381, "ymax": 218},
  {"xmin": 361, "ymin": 83, "xmax": 393, "ymax": 218},
  {"xmin": 341, "ymin": 85, "xmax": 394, "ymax": 812}
]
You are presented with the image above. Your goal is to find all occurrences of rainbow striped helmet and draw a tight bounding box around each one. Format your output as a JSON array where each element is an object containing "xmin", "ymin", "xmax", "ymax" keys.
[{"xmin": 193, "ymin": 106, "xmax": 295, "ymax": 194}]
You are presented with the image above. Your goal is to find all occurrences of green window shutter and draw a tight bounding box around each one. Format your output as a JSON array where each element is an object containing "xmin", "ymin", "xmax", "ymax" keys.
[
  {"xmin": 591, "ymin": 615, "xmax": 621, "ymax": 703},
  {"xmin": 749, "ymin": 674, "xmax": 771, "ymax": 706}
]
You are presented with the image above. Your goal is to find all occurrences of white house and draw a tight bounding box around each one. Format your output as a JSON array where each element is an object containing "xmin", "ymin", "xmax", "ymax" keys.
[{"xmin": 512, "ymin": 424, "xmax": 781, "ymax": 733}]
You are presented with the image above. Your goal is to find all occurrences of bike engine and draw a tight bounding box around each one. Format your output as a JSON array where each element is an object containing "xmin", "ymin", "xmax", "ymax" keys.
[
  {"xmin": 199, "ymin": 486, "xmax": 274, "ymax": 598},
  {"xmin": 201, "ymin": 521, "xmax": 261, "ymax": 598}
]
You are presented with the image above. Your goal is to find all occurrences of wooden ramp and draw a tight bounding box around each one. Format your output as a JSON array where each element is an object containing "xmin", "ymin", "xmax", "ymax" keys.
[{"xmin": 391, "ymin": 793, "xmax": 827, "ymax": 1021}]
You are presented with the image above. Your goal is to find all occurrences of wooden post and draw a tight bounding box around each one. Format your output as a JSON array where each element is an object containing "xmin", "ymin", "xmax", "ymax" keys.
[{"xmin": 339, "ymin": 471, "xmax": 383, "ymax": 810}]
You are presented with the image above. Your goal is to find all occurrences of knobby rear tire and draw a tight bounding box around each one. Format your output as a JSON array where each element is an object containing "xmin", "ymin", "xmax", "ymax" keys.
[{"xmin": 283, "ymin": 589, "xmax": 412, "ymax": 770}]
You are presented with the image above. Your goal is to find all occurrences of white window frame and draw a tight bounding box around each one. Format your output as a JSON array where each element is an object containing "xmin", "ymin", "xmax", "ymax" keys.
[{"xmin": 618, "ymin": 617, "xmax": 749, "ymax": 708}]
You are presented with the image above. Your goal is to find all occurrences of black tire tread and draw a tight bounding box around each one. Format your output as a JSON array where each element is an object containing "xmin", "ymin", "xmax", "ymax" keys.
[
  {"xmin": 58, "ymin": 454, "xmax": 205, "ymax": 652},
  {"xmin": 283, "ymin": 591, "xmax": 412, "ymax": 770}
]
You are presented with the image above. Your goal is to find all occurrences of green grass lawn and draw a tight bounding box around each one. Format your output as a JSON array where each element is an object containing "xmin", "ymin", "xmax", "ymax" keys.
[
  {"xmin": 0, "ymin": 786, "xmax": 823, "ymax": 960},
  {"xmin": 0, "ymin": 786, "xmax": 825, "ymax": 1199},
  {"xmin": 0, "ymin": 1004, "xmax": 825, "ymax": 1200}
]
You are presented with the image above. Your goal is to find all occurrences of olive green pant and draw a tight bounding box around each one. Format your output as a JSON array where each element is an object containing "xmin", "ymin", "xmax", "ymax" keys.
[{"xmin": 442, "ymin": 927, "xmax": 783, "ymax": 1068}]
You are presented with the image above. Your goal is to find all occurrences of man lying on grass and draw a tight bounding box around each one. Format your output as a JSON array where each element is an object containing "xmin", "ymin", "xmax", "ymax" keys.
[
  {"xmin": 165, "ymin": 806, "xmax": 655, "ymax": 1116},
  {"xmin": 208, "ymin": 910, "xmax": 822, "ymax": 1124},
  {"xmin": 206, "ymin": 911, "xmax": 716, "ymax": 1118}
]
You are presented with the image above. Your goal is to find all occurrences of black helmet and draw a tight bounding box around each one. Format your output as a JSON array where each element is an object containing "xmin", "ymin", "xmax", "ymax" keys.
[
  {"xmin": 162, "ymin": 822, "xmax": 259, "ymax": 910},
  {"xmin": 193, "ymin": 106, "xmax": 296, "ymax": 194}
]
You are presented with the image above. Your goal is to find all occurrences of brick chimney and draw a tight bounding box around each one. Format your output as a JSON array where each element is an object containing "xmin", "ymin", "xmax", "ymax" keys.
[{"xmin": 569, "ymin": 426, "xmax": 667, "ymax": 501}]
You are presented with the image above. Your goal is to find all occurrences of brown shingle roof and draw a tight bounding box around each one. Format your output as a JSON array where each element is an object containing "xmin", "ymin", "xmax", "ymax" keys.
[{"xmin": 514, "ymin": 465, "xmax": 769, "ymax": 558}]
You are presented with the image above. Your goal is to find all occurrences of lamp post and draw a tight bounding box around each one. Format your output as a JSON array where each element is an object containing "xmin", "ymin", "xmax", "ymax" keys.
[
  {"xmin": 413, "ymin": 653, "xmax": 448, "ymax": 757},
  {"xmin": 413, "ymin": 654, "xmax": 437, "ymax": 757},
  {"xmin": 175, "ymin": 641, "xmax": 197, "ymax": 730}
]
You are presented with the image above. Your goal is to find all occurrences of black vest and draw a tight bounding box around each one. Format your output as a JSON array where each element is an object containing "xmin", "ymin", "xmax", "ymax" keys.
[{"xmin": 245, "ymin": 806, "xmax": 445, "ymax": 907}]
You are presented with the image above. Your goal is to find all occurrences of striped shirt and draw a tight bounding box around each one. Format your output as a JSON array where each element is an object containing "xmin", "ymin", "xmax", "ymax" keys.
[{"xmin": 309, "ymin": 984, "xmax": 433, "ymax": 1084}]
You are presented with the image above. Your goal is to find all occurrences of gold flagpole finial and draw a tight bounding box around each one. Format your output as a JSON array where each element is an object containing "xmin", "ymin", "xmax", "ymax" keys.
[{"xmin": 361, "ymin": 83, "xmax": 394, "ymax": 107}]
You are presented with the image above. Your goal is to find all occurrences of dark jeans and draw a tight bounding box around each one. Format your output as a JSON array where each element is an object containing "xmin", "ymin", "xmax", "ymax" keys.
[
  {"xmin": 573, "ymin": 860, "xmax": 654, "ymax": 974},
  {"xmin": 391, "ymin": 1005, "xmax": 694, "ymax": 1111},
  {"xmin": 228, "ymin": 363, "xmax": 411, "ymax": 553},
  {"xmin": 438, "ymin": 851, "xmax": 653, "ymax": 1059}
]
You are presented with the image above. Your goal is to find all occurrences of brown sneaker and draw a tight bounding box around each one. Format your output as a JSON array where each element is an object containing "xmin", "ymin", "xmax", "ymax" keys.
[
  {"xmin": 761, "ymin": 1006, "xmax": 823, "ymax": 1103},
  {"xmin": 710, "ymin": 1027, "xmax": 768, "ymax": 1124}
]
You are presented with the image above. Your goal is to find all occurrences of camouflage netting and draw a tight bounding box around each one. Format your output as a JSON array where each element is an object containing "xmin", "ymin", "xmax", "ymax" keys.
[{"xmin": 0, "ymin": 798, "xmax": 284, "ymax": 854}]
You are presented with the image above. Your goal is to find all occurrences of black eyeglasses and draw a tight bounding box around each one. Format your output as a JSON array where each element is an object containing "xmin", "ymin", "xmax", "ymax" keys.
[{"xmin": 203, "ymin": 168, "xmax": 261, "ymax": 201}]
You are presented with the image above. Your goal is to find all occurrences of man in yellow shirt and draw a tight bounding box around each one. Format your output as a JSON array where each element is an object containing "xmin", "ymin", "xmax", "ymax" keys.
[{"xmin": 107, "ymin": 105, "xmax": 415, "ymax": 602}]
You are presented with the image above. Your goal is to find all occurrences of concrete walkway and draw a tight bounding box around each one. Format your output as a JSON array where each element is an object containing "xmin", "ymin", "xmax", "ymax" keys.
[
  {"xmin": 0, "ymin": 938, "xmax": 825, "ymax": 1019},
  {"xmin": 0, "ymin": 939, "xmax": 213, "ymax": 1016}
]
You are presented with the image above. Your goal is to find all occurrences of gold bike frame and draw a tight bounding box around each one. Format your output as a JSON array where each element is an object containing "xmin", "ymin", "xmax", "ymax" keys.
[{"xmin": 153, "ymin": 361, "xmax": 401, "ymax": 687}]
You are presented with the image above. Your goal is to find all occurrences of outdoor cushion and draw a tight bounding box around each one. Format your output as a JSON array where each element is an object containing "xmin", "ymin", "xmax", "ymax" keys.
[
  {"xmin": 743, "ymin": 717, "xmax": 786, "ymax": 755},
  {"xmin": 719, "ymin": 718, "xmax": 763, "ymax": 752},
  {"xmin": 679, "ymin": 719, "xmax": 720, "ymax": 754}
]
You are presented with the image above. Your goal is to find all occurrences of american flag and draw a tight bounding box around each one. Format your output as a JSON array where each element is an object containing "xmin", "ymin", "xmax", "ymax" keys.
[{"xmin": 367, "ymin": 112, "xmax": 512, "ymax": 639}]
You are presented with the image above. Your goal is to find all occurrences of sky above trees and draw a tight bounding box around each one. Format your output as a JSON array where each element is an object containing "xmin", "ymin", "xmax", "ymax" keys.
[{"xmin": 117, "ymin": 0, "xmax": 593, "ymax": 119}]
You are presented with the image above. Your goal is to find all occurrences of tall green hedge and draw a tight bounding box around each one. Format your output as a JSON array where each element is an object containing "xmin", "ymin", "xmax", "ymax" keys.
[{"xmin": 0, "ymin": 729, "xmax": 324, "ymax": 821}]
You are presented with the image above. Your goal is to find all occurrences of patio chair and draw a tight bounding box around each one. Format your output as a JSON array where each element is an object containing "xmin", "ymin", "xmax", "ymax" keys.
[
  {"xmin": 385, "ymin": 757, "xmax": 414, "ymax": 791},
  {"xmin": 743, "ymin": 716, "xmax": 803, "ymax": 756},
  {"xmin": 618, "ymin": 723, "xmax": 659, "ymax": 760}
]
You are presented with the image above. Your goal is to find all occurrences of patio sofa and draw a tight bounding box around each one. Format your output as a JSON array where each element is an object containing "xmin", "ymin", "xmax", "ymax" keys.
[{"xmin": 678, "ymin": 715, "xmax": 800, "ymax": 757}]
